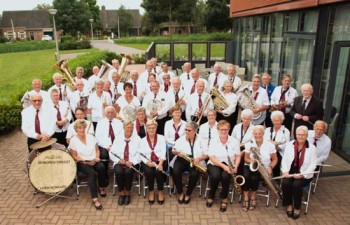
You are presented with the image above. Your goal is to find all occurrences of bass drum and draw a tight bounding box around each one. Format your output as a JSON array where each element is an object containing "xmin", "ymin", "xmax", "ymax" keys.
[{"xmin": 27, "ymin": 147, "xmax": 76, "ymax": 194}]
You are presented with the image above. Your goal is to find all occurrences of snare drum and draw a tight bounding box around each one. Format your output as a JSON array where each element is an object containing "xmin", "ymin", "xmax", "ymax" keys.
[{"xmin": 27, "ymin": 148, "xmax": 76, "ymax": 193}]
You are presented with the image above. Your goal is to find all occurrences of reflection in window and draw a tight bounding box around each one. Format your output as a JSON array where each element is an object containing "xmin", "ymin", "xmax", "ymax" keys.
[
  {"xmin": 284, "ymin": 12, "xmax": 299, "ymax": 32},
  {"xmin": 174, "ymin": 44, "xmax": 188, "ymax": 61},
  {"xmin": 300, "ymin": 10, "xmax": 318, "ymax": 33},
  {"xmin": 155, "ymin": 44, "xmax": 170, "ymax": 62},
  {"xmin": 192, "ymin": 43, "xmax": 207, "ymax": 61}
]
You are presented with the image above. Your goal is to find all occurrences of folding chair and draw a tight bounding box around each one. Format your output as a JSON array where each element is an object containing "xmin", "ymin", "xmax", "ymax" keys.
[
  {"xmin": 112, "ymin": 170, "xmax": 142, "ymax": 196},
  {"xmin": 204, "ymin": 175, "xmax": 236, "ymax": 204}
]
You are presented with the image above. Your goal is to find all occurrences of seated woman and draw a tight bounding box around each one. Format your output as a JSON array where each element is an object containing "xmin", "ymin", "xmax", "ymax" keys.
[
  {"xmin": 207, "ymin": 120, "xmax": 240, "ymax": 212},
  {"xmin": 172, "ymin": 122, "xmax": 208, "ymax": 205},
  {"xmin": 198, "ymin": 109, "xmax": 219, "ymax": 152},
  {"xmin": 109, "ymin": 120, "xmax": 141, "ymax": 206},
  {"xmin": 69, "ymin": 119, "xmax": 108, "ymax": 210},
  {"xmin": 281, "ymin": 125, "xmax": 317, "ymax": 220},
  {"xmin": 133, "ymin": 107, "xmax": 147, "ymax": 138},
  {"xmin": 264, "ymin": 110, "xmax": 290, "ymax": 177},
  {"xmin": 139, "ymin": 120, "xmax": 167, "ymax": 205},
  {"xmin": 243, "ymin": 125, "xmax": 277, "ymax": 212}
]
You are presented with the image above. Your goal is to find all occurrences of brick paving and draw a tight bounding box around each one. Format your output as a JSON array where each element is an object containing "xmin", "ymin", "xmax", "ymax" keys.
[{"xmin": 1, "ymin": 130, "xmax": 350, "ymax": 225}]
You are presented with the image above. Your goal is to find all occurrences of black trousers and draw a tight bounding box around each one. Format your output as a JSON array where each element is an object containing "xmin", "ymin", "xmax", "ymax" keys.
[
  {"xmin": 156, "ymin": 116, "xmax": 168, "ymax": 135},
  {"xmin": 207, "ymin": 164, "xmax": 231, "ymax": 199},
  {"xmin": 216, "ymin": 110, "xmax": 238, "ymax": 134},
  {"xmin": 77, "ymin": 162, "xmax": 108, "ymax": 198},
  {"xmin": 273, "ymin": 153, "xmax": 282, "ymax": 177},
  {"xmin": 142, "ymin": 161, "xmax": 168, "ymax": 191},
  {"xmin": 52, "ymin": 131, "xmax": 68, "ymax": 147},
  {"xmin": 282, "ymin": 177, "xmax": 312, "ymax": 210},
  {"xmin": 98, "ymin": 146, "xmax": 110, "ymax": 185},
  {"xmin": 242, "ymin": 165, "xmax": 261, "ymax": 192},
  {"xmin": 283, "ymin": 113, "xmax": 293, "ymax": 133},
  {"xmin": 114, "ymin": 164, "xmax": 135, "ymax": 192},
  {"xmin": 172, "ymin": 157, "xmax": 200, "ymax": 196}
]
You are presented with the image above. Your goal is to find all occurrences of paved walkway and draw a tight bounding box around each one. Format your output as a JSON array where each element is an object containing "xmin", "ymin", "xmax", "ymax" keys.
[
  {"xmin": 0, "ymin": 130, "xmax": 349, "ymax": 225},
  {"xmin": 91, "ymin": 40, "xmax": 145, "ymax": 55}
]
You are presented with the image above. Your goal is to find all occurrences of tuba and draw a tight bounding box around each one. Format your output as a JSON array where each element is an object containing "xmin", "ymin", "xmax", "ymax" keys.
[
  {"xmin": 54, "ymin": 58, "xmax": 76, "ymax": 92},
  {"xmin": 146, "ymin": 98, "xmax": 164, "ymax": 120},
  {"xmin": 236, "ymin": 84, "xmax": 261, "ymax": 120},
  {"xmin": 119, "ymin": 53, "xmax": 134, "ymax": 83},
  {"xmin": 98, "ymin": 60, "xmax": 113, "ymax": 79},
  {"xmin": 210, "ymin": 88, "xmax": 230, "ymax": 117},
  {"xmin": 249, "ymin": 147, "xmax": 283, "ymax": 199}
]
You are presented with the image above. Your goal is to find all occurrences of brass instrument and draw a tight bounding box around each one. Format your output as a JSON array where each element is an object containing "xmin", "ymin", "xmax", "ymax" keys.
[
  {"xmin": 98, "ymin": 60, "xmax": 113, "ymax": 79},
  {"xmin": 123, "ymin": 105, "xmax": 136, "ymax": 121},
  {"xmin": 146, "ymin": 98, "xmax": 164, "ymax": 120},
  {"xmin": 236, "ymin": 84, "xmax": 261, "ymax": 120},
  {"xmin": 273, "ymin": 171, "xmax": 319, "ymax": 180},
  {"xmin": 119, "ymin": 53, "xmax": 134, "ymax": 83},
  {"xmin": 226, "ymin": 146, "xmax": 245, "ymax": 195},
  {"xmin": 54, "ymin": 58, "xmax": 76, "ymax": 92},
  {"xmin": 191, "ymin": 92, "xmax": 211, "ymax": 126},
  {"xmin": 21, "ymin": 90, "xmax": 31, "ymax": 108},
  {"xmin": 210, "ymin": 88, "xmax": 230, "ymax": 117},
  {"xmin": 175, "ymin": 149, "xmax": 207, "ymax": 174},
  {"xmin": 249, "ymin": 147, "xmax": 283, "ymax": 199},
  {"xmin": 270, "ymin": 100, "xmax": 288, "ymax": 112},
  {"xmin": 102, "ymin": 96, "xmax": 108, "ymax": 118}
]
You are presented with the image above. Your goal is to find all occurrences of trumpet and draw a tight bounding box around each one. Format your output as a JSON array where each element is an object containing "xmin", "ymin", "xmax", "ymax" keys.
[
  {"xmin": 226, "ymin": 147, "xmax": 245, "ymax": 195},
  {"xmin": 191, "ymin": 92, "xmax": 211, "ymax": 126},
  {"xmin": 175, "ymin": 149, "xmax": 207, "ymax": 174},
  {"xmin": 139, "ymin": 153, "xmax": 169, "ymax": 176},
  {"xmin": 110, "ymin": 152, "xmax": 144, "ymax": 176}
]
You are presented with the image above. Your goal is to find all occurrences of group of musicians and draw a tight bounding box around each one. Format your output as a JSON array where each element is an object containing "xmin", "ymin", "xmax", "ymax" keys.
[{"xmin": 21, "ymin": 59, "xmax": 331, "ymax": 219}]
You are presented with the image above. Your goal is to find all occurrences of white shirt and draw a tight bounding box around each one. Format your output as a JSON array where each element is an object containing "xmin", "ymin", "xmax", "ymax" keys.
[
  {"xmin": 248, "ymin": 86, "xmax": 270, "ymax": 125},
  {"xmin": 159, "ymin": 71, "xmax": 176, "ymax": 85},
  {"xmin": 52, "ymin": 101, "xmax": 72, "ymax": 132},
  {"xmin": 108, "ymin": 68, "xmax": 119, "ymax": 84},
  {"xmin": 127, "ymin": 79, "xmax": 146, "ymax": 101},
  {"xmin": 172, "ymin": 135, "xmax": 207, "ymax": 167},
  {"xmin": 183, "ymin": 78, "xmax": 209, "ymax": 96},
  {"xmin": 244, "ymin": 140, "xmax": 276, "ymax": 168},
  {"xmin": 68, "ymin": 134, "xmax": 97, "ymax": 161},
  {"xmin": 27, "ymin": 90, "xmax": 51, "ymax": 107},
  {"xmin": 208, "ymin": 72, "xmax": 225, "ymax": 88},
  {"xmin": 281, "ymin": 140, "xmax": 317, "ymax": 179},
  {"xmin": 218, "ymin": 75, "xmax": 242, "ymax": 92},
  {"xmin": 142, "ymin": 91, "xmax": 172, "ymax": 120},
  {"xmin": 264, "ymin": 126, "xmax": 291, "ymax": 157},
  {"xmin": 21, "ymin": 105, "xmax": 56, "ymax": 139},
  {"xmin": 87, "ymin": 91, "xmax": 112, "ymax": 122},
  {"xmin": 179, "ymin": 72, "xmax": 193, "ymax": 84},
  {"xmin": 208, "ymin": 136, "xmax": 240, "ymax": 165},
  {"xmin": 66, "ymin": 120, "xmax": 94, "ymax": 140},
  {"xmin": 95, "ymin": 118, "xmax": 123, "ymax": 149},
  {"xmin": 220, "ymin": 91, "xmax": 238, "ymax": 115},
  {"xmin": 139, "ymin": 134, "xmax": 167, "ymax": 163},
  {"xmin": 74, "ymin": 77, "xmax": 90, "ymax": 93},
  {"xmin": 115, "ymin": 95, "xmax": 141, "ymax": 120},
  {"xmin": 198, "ymin": 121, "xmax": 219, "ymax": 150},
  {"xmin": 186, "ymin": 92, "xmax": 214, "ymax": 122},
  {"xmin": 167, "ymin": 88, "xmax": 187, "ymax": 112},
  {"xmin": 307, "ymin": 131, "xmax": 331, "ymax": 164},
  {"xmin": 110, "ymin": 81, "xmax": 125, "ymax": 103},
  {"xmin": 231, "ymin": 123, "xmax": 254, "ymax": 144},
  {"xmin": 69, "ymin": 90, "xmax": 88, "ymax": 114},
  {"xmin": 109, "ymin": 134, "xmax": 141, "ymax": 166},
  {"xmin": 164, "ymin": 119, "xmax": 187, "ymax": 147},
  {"xmin": 88, "ymin": 74, "xmax": 99, "ymax": 91},
  {"xmin": 139, "ymin": 70, "xmax": 161, "ymax": 88},
  {"xmin": 270, "ymin": 86, "xmax": 298, "ymax": 114},
  {"xmin": 48, "ymin": 84, "xmax": 72, "ymax": 103}
]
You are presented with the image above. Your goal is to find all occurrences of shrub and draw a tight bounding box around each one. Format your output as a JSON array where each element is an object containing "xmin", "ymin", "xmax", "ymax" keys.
[
  {"xmin": 0, "ymin": 41, "xmax": 55, "ymax": 53},
  {"xmin": 59, "ymin": 40, "xmax": 92, "ymax": 50},
  {"xmin": 0, "ymin": 36, "xmax": 9, "ymax": 43},
  {"xmin": 0, "ymin": 102, "xmax": 22, "ymax": 135}
]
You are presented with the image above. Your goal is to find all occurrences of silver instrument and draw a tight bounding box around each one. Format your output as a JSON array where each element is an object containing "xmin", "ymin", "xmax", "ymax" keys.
[
  {"xmin": 139, "ymin": 152, "xmax": 169, "ymax": 176},
  {"xmin": 146, "ymin": 98, "xmax": 164, "ymax": 120},
  {"xmin": 226, "ymin": 146, "xmax": 245, "ymax": 195},
  {"xmin": 110, "ymin": 152, "xmax": 143, "ymax": 176},
  {"xmin": 273, "ymin": 171, "xmax": 319, "ymax": 180},
  {"xmin": 21, "ymin": 90, "xmax": 31, "ymax": 108},
  {"xmin": 236, "ymin": 84, "xmax": 262, "ymax": 120}
]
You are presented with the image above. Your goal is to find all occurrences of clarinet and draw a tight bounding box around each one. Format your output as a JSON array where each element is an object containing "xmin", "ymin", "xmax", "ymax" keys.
[
  {"xmin": 110, "ymin": 151, "xmax": 143, "ymax": 176},
  {"xmin": 139, "ymin": 152, "xmax": 169, "ymax": 176}
]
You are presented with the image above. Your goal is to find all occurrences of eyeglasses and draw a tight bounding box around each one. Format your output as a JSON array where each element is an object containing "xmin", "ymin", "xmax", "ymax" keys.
[
  {"xmin": 32, "ymin": 100, "xmax": 42, "ymax": 102},
  {"xmin": 185, "ymin": 129, "xmax": 192, "ymax": 132},
  {"xmin": 219, "ymin": 129, "xmax": 229, "ymax": 131}
]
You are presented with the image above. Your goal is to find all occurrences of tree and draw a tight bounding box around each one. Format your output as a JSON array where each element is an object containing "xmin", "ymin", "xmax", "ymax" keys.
[
  {"xmin": 205, "ymin": 0, "xmax": 231, "ymax": 31},
  {"xmin": 141, "ymin": 13, "xmax": 153, "ymax": 36},
  {"xmin": 116, "ymin": 5, "xmax": 133, "ymax": 37},
  {"xmin": 174, "ymin": 0, "xmax": 197, "ymax": 33},
  {"xmin": 33, "ymin": 3, "xmax": 52, "ymax": 11},
  {"xmin": 85, "ymin": 0, "xmax": 102, "ymax": 32}
]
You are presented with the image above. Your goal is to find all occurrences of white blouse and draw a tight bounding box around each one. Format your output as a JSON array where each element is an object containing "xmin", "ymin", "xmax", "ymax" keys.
[
  {"xmin": 87, "ymin": 91, "xmax": 112, "ymax": 122},
  {"xmin": 244, "ymin": 140, "xmax": 276, "ymax": 168},
  {"xmin": 172, "ymin": 135, "xmax": 207, "ymax": 167},
  {"xmin": 164, "ymin": 119, "xmax": 187, "ymax": 147},
  {"xmin": 66, "ymin": 120, "xmax": 94, "ymax": 139},
  {"xmin": 263, "ymin": 126, "xmax": 290, "ymax": 157},
  {"xmin": 208, "ymin": 136, "xmax": 240, "ymax": 166},
  {"xmin": 198, "ymin": 121, "xmax": 219, "ymax": 150},
  {"xmin": 109, "ymin": 134, "xmax": 141, "ymax": 166},
  {"xmin": 68, "ymin": 134, "xmax": 97, "ymax": 161},
  {"xmin": 115, "ymin": 95, "xmax": 141, "ymax": 119},
  {"xmin": 219, "ymin": 91, "xmax": 237, "ymax": 115},
  {"xmin": 231, "ymin": 123, "xmax": 254, "ymax": 144},
  {"xmin": 139, "ymin": 134, "xmax": 167, "ymax": 163}
]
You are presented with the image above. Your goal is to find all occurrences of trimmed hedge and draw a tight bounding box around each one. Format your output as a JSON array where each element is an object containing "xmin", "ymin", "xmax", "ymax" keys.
[
  {"xmin": 59, "ymin": 40, "xmax": 92, "ymax": 50},
  {"xmin": 0, "ymin": 103, "xmax": 22, "ymax": 135},
  {"xmin": 0, "ymin": 41, "xmax": 56, "ymax": 53}
]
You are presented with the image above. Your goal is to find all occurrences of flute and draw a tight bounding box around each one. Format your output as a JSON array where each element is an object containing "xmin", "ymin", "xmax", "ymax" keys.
[
  {"xmin": 273, "ymin": 171, "xmax": 319, "ymax": 180},
  {"xmin": 139, "ymin": 152, "xmax": 169, "ymax": 176},
  {"xmin": 110, "ymin": 152, "xmax": 144, "ymax": 176}
]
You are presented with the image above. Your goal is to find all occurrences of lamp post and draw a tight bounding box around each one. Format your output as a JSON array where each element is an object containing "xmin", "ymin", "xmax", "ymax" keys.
[
  {"xmin": 89, "ymin": 18, "xmax": 94, "ymax": 40},
  {"xmin": 48, "ymin": 8, "xmax": 60, "ymax": 61}
]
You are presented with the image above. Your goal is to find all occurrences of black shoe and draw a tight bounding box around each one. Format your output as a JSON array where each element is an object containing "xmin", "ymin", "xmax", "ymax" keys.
[
  {"xmin": 178, "ymin": 194, "xmax": 184, "ymax": 204},
  {"xmin": 118, "ymin": 196, "xmax": 125, "ymax": 205},
  {"xmin": 124, "ymin": 195, "xmax": 131, "ymax": 205},
  {"xmin": 99, "ymin": 189, "xmax": 107, "ymax": 197},
  {"xmin": 158, "ymin": 199, "xmax": 165, "ymax": 205},
  {"xmin": 206, "ymin": 199, "xmax": 213, "ymax": 208},
  {"xmin": 93, "ymin": 200, "xmax": 103, "ymax": 210},
  {"xmin": 287, "ymin": 211, "xmax": 293, "ymax": 218},
  {"xmin": 183, "ymin": 196, "xmax": 191, "ymax": 205},
  {"xmin": 292, "ymin": 213, "xmax": 300, "ymax": 220},
  {"xmin": 220, "ymin": 201, "xmax": 228, "ymax": 212}
]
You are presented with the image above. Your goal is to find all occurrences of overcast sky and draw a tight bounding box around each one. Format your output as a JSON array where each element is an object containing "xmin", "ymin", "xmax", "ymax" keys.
[{"xmin": 0, "ymin": 0, "xmax": 144, "ymax": 14}]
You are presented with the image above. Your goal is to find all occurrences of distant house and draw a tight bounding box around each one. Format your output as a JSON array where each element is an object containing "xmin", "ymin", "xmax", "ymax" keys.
[{"xmin": 0, "ymin": 10, "xmax": 59, "ymax": 41}]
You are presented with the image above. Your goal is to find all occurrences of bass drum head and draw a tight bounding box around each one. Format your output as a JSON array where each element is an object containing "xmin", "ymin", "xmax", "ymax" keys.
[{"xmin": 29, "ymin": 149, "xmax": 76, "ymax": 193}]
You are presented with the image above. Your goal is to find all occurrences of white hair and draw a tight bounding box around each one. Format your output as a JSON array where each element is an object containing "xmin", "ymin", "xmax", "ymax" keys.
[
  {"xmin": 241, "ymin": 109, "xmax": 254, "ymax": 120},
  {"xmin": 296, "ymin": 126, "xmax": 308, "ymax": 136},
  {"xmin": 253, "ymin": 125, "xmax": 265, "ymax": 134},
  {"xmin": 271, "ymin": 110, "xmax": 285, "ymax": 121}
]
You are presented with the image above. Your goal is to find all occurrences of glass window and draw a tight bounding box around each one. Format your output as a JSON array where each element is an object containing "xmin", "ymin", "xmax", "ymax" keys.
[
  {"xmin": 259, "ymin": 16, "xmax": 270, "ymax": 74},
  {"xmin": 192, "ymin": 43, "xmax": 207, "ymax": 61},
  {"xmin": 284, "ymin": 12, "xmax": 299, "ymax": 32},
  {"xmin": 210, "ymin": 43, "xmax": 225, "ymax": 61},
  {"xmin": 155, "ymin": 44, "xmax": 170, "ymax": 62},
  {"xmin": 300, "ymin": 10, "xmax": 318, "ymax": 33},
  {"xmin": 269, "ymin": 13, "xmax": 284, "ymax": 84},
  {"xmin": 174, "ymin": 43, "xmax": 189, "ymax": 61}
]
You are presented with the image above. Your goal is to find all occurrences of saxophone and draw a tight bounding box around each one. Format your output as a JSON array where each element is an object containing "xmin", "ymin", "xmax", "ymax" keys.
[
  {"xmin": 175, "ymin": 149, "xmax": 207, "ymax": 174},
  {"xmin": 249, "ymin": 147, "xmax": 283, "ymax": 199},
  {"xmin": 226, "ymin": 149, "xmax": 245, "ymax": 195}
]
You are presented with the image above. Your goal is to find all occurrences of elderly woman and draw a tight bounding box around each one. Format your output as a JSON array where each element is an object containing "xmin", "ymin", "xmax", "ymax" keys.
[
  {"xmin": 281, "ymin": 126, "xmax": 317, "ymax": 220},
  {"xmin": 198, "ymin": 109, "xmax": 219, "ymax": 152},
  {"xmin": 69, "ymin": 119, "xmax": 107, "ymax": 210},
  {"xmin": 243, "ymin": 125, "xmax": 277, "ymax": 212},
  {"xmin": 207, "ymin": 120, "xmax": 240, "ymax": 212},
  {"xmin": 133, "ymin": 107, "xmax": 147, "ymax": 138},
  {"xmin": 109, "ymin": 120, "xmax": 141, "ymax": 206},
  {"xmin": 115, "ymin": 82, "xmax": 141, "ymax": 121},
  {"xmin": 161, "ymin": 73, "xmax": 171, "ymax": 93},
  {"xmin": 216, "ymin": 80, "xmax": 238, "ymax": 131},
  {"xmin": 141, "ymin": 73, "xmax": 157, "ymax": 99},
  {"xmin": 264, "ymin": 110, "xmax": 290, "ymax": 177},
  {"xmin": 139, "ymin": 120, "xmax": 167, "ymax": 205},
  {"xmin": 172, "ymin": 122, "xmax": 208, "ymax": 205},
  {"xmin": 231, "ymin": 109, "xmax": 255, "ymax": 175}
]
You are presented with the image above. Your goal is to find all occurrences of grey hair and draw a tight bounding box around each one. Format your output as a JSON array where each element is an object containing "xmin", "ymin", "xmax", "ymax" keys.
[
  {"xmin": 271, "ymin": 110, "xmax": 285, "ymax": 121},
  {"xmin": 241, "ymin": 109, "xmax": 254, "ymax": 120},
  {"xmin": 296, "ymin": 126, "xmax": 308, "ymax": 136},
  {"xmin": 253, "ymin": 125, "xmax": 265, "ymax": 134},
  {"xmin": 123, "ymin": 120, "xmax": 133, "ymax": 127},
  {"xmin": 314, "ymin": 120, "xmax": 328, "ymax": 131},
  {"xmin": 136, "ymin": 106, "xmax": 146, "ymax": 114},
  {"xmin": 186, "ymin": 121, "xmax": 199, "ymax": 132}
]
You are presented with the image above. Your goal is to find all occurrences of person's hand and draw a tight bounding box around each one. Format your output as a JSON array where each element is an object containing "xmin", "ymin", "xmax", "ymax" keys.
[
  {"xmin": 157, "ymin": 164, "xmax": 163, "ymax": 172},
  {"xmin": 95, "ymin": 157, "xmax": 101, "ymax": 163},
  {"xmin": 147, "ymin": 162, "xmax": 154, "ymax": 167},
  {"xmin": 295, "ymin": 113, "xmax": 302, "ymax": 120},
  {"xmin": 224, "ymin": 165, "xmax": 232, "ymax": 174},
  {"xmin": 283, "ymin": 172, "xmax": 290, "ymax": 178},
  {"xmin": 302, "ymin": 115, "xmax": 309, "ymax": 121},
  {"xmin": 126, "ymin": 161, "xmax": 133, "ymax": 168},
  {"xmin": 63, "ymin": 91, "xmax": 67, "ymax": 97},
  {"xmin": 267, "ymin": 166, "xmax": 272, "ymax": 175}
]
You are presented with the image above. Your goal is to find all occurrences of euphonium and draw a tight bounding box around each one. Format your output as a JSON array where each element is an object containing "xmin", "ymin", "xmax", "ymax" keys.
[
  {"xmin": 249, "ymin": 147, "xmax": 283, "ymax": 199},
  {"xmin": 176, "ymin": 150, "xmax": 207, "ymax": 174},
  {"xmin": 210, "ymin": 87, "xmax": 230, "ymax": 117},
  {"xmin": 119, "ymin": 53, "xmax": 134, "ymax": 83},
  {"xmin": 236, "ymin": 84, "xmax": 261, "ymax": 120},
  {"xmin": 54, "ymin": 58, "xmax": 76, "ymax": 92},
  {"xmin": 98, "ymin": 60, "xmax": 113, "ymax": 79},
  {"xmin": 227, "ymin": 155, "xmax": 245, "ymax": 195}
]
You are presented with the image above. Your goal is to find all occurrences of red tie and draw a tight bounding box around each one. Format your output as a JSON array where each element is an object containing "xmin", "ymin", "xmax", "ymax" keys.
[
  {"xmin": 213, "ymin": 73, "xmax": 218, "ymax": 87},
  {"xmin": 133, "ymin": 81, "xmax": 137, "ymax": 96},
  {"xmin": 198, "ymin": 94, "xmax": 203, "ymax": 109},
  {"xmin": 55, "ymin": 105, "xmax": 63, "ymax": 129},
  {"xmin": 154, "ymin": 67, "xmax": 157, "ymax": 73},
  {"xmin": 173, "ymin": 123, "xmax": 181, "ymax": 141},
  {"xmin": 151, "ymin": 150, "xmax": 159, "ymax": 162},
  {"xmin": 109, "ymin": 121, "xmax": 115, "ymax": 143},
  {"xmin": 164, "ymin": 84, "xmax": 169, "ymax": 92},
  {"xmin": 59, "ymin": 87, "xmax": 62, "ymax": 101},
  {"xmin": 79, "ymin": 93, "xmax": 84, "ymax": 106},
  {"xmin": 108, "ymin": 90, "xmax": 112, "ymax": 98},
  {"xmin": 175, "ymin": 92, "xmax": 179, "ymax": 103},
  {"xmin": 124, "ymin": 140, "xmax": 130, "ymax": 162},
  {"xmin": 191, "ymin": 80, "xmax": 197, "ymax": 94},
  {"xmin": 254, "ymin": 92, "xmax": 259, "ymax": 100},
  {"xmin": 280, "ymin": 90, "xmax": 286, "ymax": 113},
  {"xmin": 35, "ymin": 110, "xmax": 41, "ymax": 134}
]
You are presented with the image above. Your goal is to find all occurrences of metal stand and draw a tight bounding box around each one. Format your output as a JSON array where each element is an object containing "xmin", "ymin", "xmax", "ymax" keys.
[{"xmin": 36, "ymin": 189, "xmax": 77, "ymax": 208}]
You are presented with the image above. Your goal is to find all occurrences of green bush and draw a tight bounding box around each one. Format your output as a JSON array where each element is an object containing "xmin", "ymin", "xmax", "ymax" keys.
[
  {"xmin": 59, "ymin": 40, "xmax": 92, "ymax": 50},
  {"xmin": 0, "ymin": 41, "xmax": 55, "ymax": 53},
  {"xmin": 0, "ymin": 36, "xmax": 9, "ymax": 43},
  {"xmin": 0, "ymin": 102, "xmax": 22, "ymax": 135}
]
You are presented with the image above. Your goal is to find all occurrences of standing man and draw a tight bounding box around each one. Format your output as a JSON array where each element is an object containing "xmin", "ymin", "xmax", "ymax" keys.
[
  {"xmin": 158, "ymin": 63, "xmax": 175, "ymax": 85},
  {"xmin": 307, "ymin": 120, "xmax": 331, "ymax": 166},
  {"xmin": 168, "ymin": 77, "xmax": 187, "ymax": 120},
  {"xmin": 248, "ymin": 74, "xmax": 270, "ymax": 125},
  {"xmin": 183, "ymin": 68, "xmax": 209, "ymax": 96},
  {"xmin": 179, "ymin": 62, "xmax": 193, "ymax": 84},
  {"xmin": 48, "ymin": 73, "xmax": 72, "ymax": 103},
  {"xmin": 261, "ymin": 72, "xmax": 275, "ymax": 127},
  {"xmin": 290, "ymin": 83, "xmax": 323, "ymax": 137},
  {"xmin": 74, "ymin": 67, "xmax": 90, "ymax": 93},
  {"xmin": 88, "ymin": 66, "xmax": 100, "ymax": 92},
  {"xmin": 127, "ymin": 70, "xmax": 145, "ymax": 102},
  {"xmin": 23, "ymin": 79, "xmax": 51, "ymax": 107},
  {"xmin": 108, "ymin": 59, "xmax": 120, "ymax": 83},
  {"xmin": 218, "ymin": 64, "xmax": 242, "ymax": 93},
  {"xmin": 208, "ymin": 63, "xmax": 225, "ymax": 89}
]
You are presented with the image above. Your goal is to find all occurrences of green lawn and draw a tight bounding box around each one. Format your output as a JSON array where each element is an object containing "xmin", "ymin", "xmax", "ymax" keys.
[
  {"xmin": 118, "ymin": 43, "xmax": 149, "ymax": 51},
  {"xmin": 0, "ymin": 48, "xmax": 97, "ymax": 104}
]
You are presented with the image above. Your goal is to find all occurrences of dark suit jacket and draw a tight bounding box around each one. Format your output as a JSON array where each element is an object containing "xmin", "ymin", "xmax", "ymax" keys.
[{"xmin": 290, "ymin": 96, "xmax": 324, "ymax": 133}]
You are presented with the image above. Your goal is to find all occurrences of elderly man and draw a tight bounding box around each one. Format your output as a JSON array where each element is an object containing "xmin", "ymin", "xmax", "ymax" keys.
[
  {"xmin": 248, "ymin": 74, "xmax": 270, "ymax": 125},
  {"xmin": 139, "ymin": 60, "xmax": 159, "ymax": 88},
  {"xmin": 179, "ymin": 62, "xmax": 193, "ymax": 83},
  {"xmin": 88, "ymin": 65, "xmax": 100, "ymax": 91},
  {"xmin": 261, "ymin": 72, "xmax": 275, "ymax": 127},
  {"xmin": 290, "ymin": 83, "xmax": 323, "ymax": 137},
  {"xmin": 168, "ymin": 77, "xmax": 187, "ymax": 120},
  {"xmin": 48, "ymin": 73, "xmax": 72, "ymax": 103},
  {"xmin": 74, "ymin": 67, "xmax": 90, "ymax": 93},
  {"xmin": 183, "ymin": 68, "xmax": 209, "ymax": 96},
  {"xmin": 208, "ymin": 63, "xmax": 225, "ymax": 89},
  {"xmin": 110, "ymin": 71, "xmax": 125, "ymax": 103},
  {"xmin": 186, "ymin": 79, "xmax": 214, "ymax": 125},
  {"xmin": 66, "ymin": 107, "xmax": 94, "ymax": 144},
  {"xmin": 150, "ymin": 57, "xmax": 161, "ymax": 75},
  {"xmin": 127, "ymin": 70, "xmax": 145, "ymax": 101},
  {"xmin": 142, "ymin": 80, "xmax": 171, "ymax": 135},
  {"xmin": 70, "ymin": 79, "xmax": 88, "ymax": 115},
  {"xmin": 23, "ymin": 79, "xmax": 51, "ymax": 108},
  {"xmin": 21, "ymin": 93, "xmax": 56, "ymax": 152},
  {"xmin": 158, "ymin": 63, "xmax": 175, "ymax": 85},
  {"xmin": 218, "ymin": 64, "xmax": 242, "ymax": 93},
  {"xmin": 108, "ymin": 59, "xmax": 120, "ymax": 83},
  {"xmin": 308, "ymin": 120, "xmax": 331, "ymax": 165}
]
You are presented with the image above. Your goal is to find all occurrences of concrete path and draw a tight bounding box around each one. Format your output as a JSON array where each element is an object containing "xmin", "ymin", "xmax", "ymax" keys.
[{"xmin": 91, "ymin": 40, "xmax": 145, "ymax": 55}]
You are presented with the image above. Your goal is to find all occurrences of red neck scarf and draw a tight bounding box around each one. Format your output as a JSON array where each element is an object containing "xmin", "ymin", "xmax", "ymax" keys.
[
  {"xmin": 136, "ymin": 118, "xmax": 147, "ymax": 134},
  {"xmin": 293, "ymin": 141, "xmax": 307, "ymax": 171},
  {"xmin": 173, "ymin": 122, "xmax": 181, "ymax": 141},
  {"xmin": 147, "ymin": 134, "xmax": 159, "ymax": 162}
]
